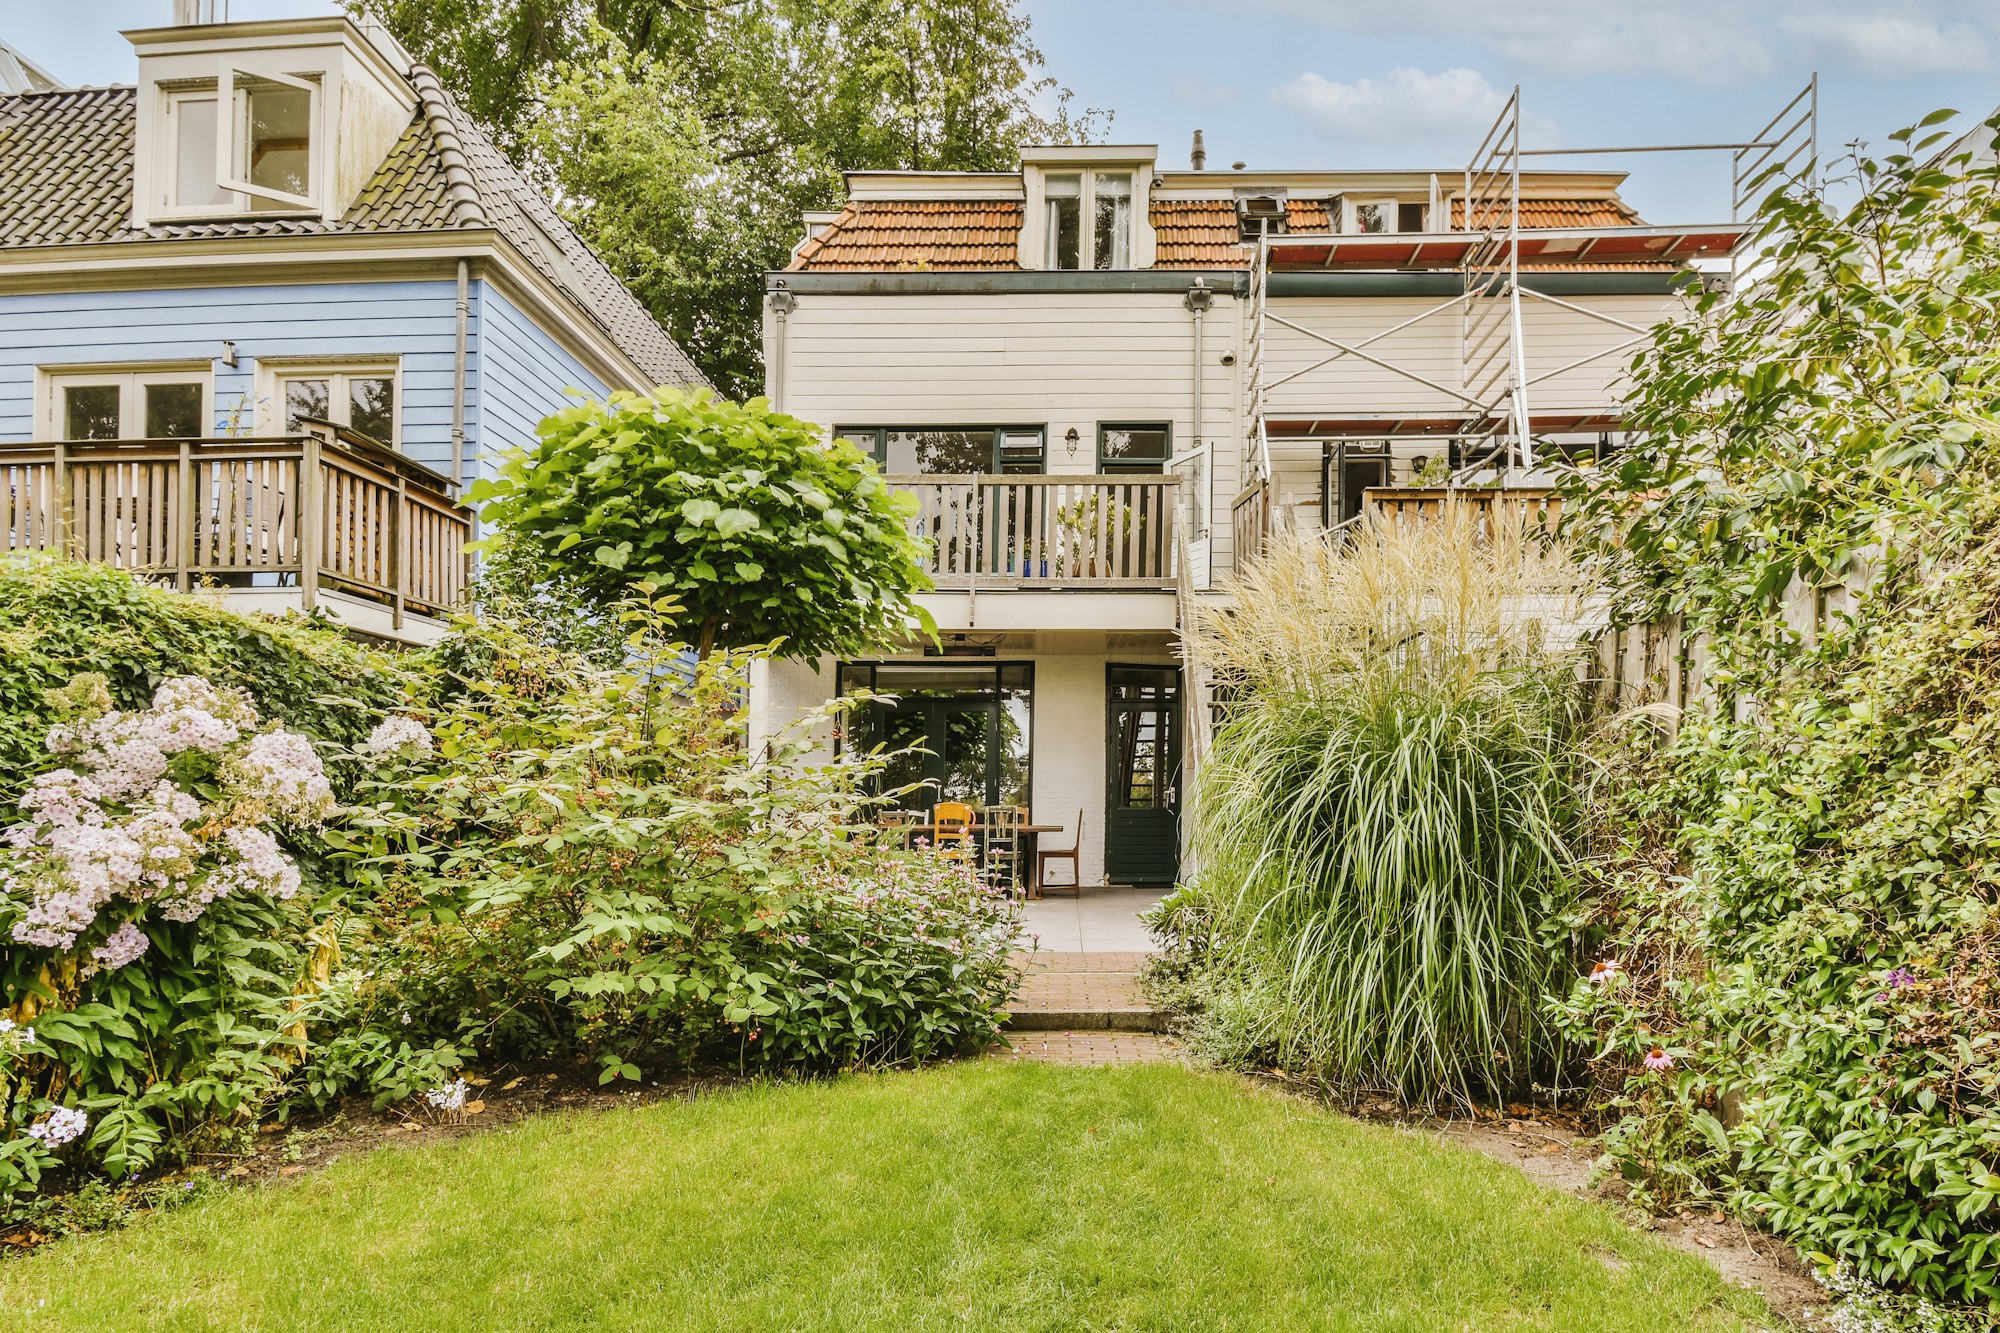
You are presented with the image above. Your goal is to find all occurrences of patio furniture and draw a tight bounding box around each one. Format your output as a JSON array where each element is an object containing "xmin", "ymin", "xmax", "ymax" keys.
[
  {"xmin": 931, "ymin": 802, "xmax": 976, "ymax": 860},
  {"xmin": 875, "ymin": 809, "xmax": 922, "ymax": 849},
  {"xmin": 1036, "ymin": 811, "xmax": 1083, "ymax": 896},
  {"xmin": 980, "ymin": 805, "xmax": 1027, "ymax": 896}
]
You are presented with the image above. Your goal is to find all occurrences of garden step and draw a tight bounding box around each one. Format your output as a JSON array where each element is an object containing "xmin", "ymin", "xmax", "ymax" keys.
[{"xmin": 1005, "ymin": 952, "xmax": 1164, "ymax": 1033}]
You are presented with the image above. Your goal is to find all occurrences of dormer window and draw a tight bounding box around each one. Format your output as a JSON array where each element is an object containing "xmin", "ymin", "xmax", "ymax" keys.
[
  {"xmin": 160, "ymin": 68, "xmax": 321, "ymax": 216},
  {"xmin": 1344, "ymin": 198, "xmax": 1430, "ymax": 234},
  {"xmin": 1044, "ymin": 171, "xmax": 1134, "ymax": 270}
]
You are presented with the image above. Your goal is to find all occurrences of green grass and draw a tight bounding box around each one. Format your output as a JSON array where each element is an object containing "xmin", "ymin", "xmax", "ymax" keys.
[{"xmin": 0, "ymin": 1063, "xmax": 1766, "ymax": 1332}]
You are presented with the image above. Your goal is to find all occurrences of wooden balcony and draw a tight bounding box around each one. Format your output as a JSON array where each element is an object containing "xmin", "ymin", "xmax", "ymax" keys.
[
  {"xmin": 1229, "ymin": 480, "xmax": 1560, "ymax": 567},
  {"xmin": 887, "ymin": 474, "xmax": 1181, "ymax": 589},
  {"xmin": 0, "ymin": 424, "xmax": 472, "ymax": 638}
]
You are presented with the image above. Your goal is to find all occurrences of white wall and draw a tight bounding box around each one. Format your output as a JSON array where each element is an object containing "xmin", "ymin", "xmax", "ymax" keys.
[
  {"xmin": 1258, "ymin": 291, "xmax": 1684, "ymax": 424},
  {"xmin": 770, "ymin": 289, "xmax": 1243, "ymax": 583}
]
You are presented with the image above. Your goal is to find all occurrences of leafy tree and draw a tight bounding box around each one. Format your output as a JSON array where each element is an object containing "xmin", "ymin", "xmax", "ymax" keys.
[
  {"xmin": 346, "ymin": 0, "xmax": 1106, "ymax": 395},
  {"xmin": 467, "ymin": 390, "xmax": 936, "ymax": 658}
]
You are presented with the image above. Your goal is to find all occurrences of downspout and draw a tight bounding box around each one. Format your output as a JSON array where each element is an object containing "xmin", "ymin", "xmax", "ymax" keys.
[
  {"xmin": 1183, "ymin": 279, "xmax": 1213, "ymax": 538},
  {"xmin": 451, "ymin": 258, "xmax": 469, "ymax": 490},
  {"xmin": 767, "ymin": 285, "xmax": 797, "ymax": 412}
]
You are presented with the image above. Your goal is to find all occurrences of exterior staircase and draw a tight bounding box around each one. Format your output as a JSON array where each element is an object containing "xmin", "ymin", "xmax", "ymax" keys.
[{"xmin": 1006, "ymin": 952, "xmax": 1164, "ymax": 1032}]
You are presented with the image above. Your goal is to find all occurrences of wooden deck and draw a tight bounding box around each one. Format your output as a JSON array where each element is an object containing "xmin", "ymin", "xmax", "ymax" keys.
[
  {"xmin": 887, "ymin": 473, "xmax": 1181, "ymax": 588},
  {"xmin": 0, "ymin": 423, "xmax": 473, "ymax": 631}
]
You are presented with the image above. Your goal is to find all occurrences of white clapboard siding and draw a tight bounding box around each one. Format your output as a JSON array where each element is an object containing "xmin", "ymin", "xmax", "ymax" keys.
[{"xmin": 777, "ymin": 289, "xmax": 1244, "ymax": 580}]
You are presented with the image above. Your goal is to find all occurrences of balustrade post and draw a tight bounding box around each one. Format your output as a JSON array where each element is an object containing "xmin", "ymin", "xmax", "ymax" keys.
[
  {"xmin": 175, "ymin": 440, "xmax": 193, "ymax": 592},
  {"xmin": 389, "ymin": 475, "xmax": 406, "ymax": 630},
  {"xmin": 51, "ymin": 441, "xmax": 70, "ymax": 560},
  {"xmin": 298, "ymin": 434, "xmax": 321, "ymax": 612}
]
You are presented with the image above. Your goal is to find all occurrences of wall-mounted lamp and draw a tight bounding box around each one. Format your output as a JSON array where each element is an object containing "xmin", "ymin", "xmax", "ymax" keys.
[
  {"xmin": 1064, "ymin": 427, "xmax": 1080, "ymax": 458},
  {"xmin": 219, "ymin": 340, "xmax": 238, "ymax": 369}
]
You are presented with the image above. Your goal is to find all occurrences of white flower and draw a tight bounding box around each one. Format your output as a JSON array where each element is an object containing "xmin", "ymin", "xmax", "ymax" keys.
[
  {"xmin": 26, "ymin": 1106, "xmax": 88, "ymax": 1147},
  {"xmin": 424, "ymin": 1078, "xmax": 469, "ymax": 1112},
  {"xmin": 230, "ymin": 730, "xmax": 334, "ymax": 823},
  {"xmin": 90, "ymin": 922, "xmax": 151, "ymax": 972},
  {"xmin": 363, "ymin": 715, "xmax": 433, "ymax": 757}
]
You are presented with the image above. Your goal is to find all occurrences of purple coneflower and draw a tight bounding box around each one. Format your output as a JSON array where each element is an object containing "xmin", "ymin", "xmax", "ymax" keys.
[{"xmin": 1643, "ymin": 1048, "xmax": 1674, "ymax": 1072}]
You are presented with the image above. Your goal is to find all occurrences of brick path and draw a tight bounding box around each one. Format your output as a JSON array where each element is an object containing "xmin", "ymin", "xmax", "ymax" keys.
[
  {"xmin": 998, "ymin": 951, "xmax": 1177, "ymax": 1064},
  {"xmin": 997, "ymin": 1030, "xmax": 1182, "ymax": 1066}
]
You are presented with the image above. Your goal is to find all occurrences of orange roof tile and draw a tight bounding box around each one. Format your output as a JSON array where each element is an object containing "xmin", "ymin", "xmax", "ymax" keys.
[
  {"xmin": 788, "ymin": 199, "xmax": 1023, "ymax": 271},
  {"xmin": 790, "ymin": 194, "xmax": 1657, "ymax": 272}
]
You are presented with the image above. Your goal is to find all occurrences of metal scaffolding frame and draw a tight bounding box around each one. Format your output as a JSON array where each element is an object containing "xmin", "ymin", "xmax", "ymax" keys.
[{"xmin": 1240, "ymin": 78, "xmax": 1818, "ymax": 501}]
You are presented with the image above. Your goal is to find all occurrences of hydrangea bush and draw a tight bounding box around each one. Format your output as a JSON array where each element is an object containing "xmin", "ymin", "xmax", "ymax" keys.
[{"xmin": 0, "ymin": 674, "xmax": 337, "ymax": 1207}]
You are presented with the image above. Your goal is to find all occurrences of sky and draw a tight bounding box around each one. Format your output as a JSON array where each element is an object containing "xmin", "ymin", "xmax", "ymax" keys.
[{"xmin": 10, "ymin": 0, "xmax": 2000, "ymax": 224}]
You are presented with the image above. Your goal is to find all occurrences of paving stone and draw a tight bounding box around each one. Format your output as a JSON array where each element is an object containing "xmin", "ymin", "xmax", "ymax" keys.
[{"xmin": 995, "ymin": 1031, "xmax": 1182, "ymax": 1066}]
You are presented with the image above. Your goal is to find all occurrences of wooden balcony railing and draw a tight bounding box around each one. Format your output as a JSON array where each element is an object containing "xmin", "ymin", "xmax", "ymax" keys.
[
  {"xmin": 1363, "ymin": 486, "xmax": 1561, "ymax": 529},
  {"xmin": 1231, "ymin": 479, "xmax": 1272, "ymax": 565},
  {"xmin": 886, "ymin": 474, "xmax": 1181, "ymax": 587},
  {"xmin": 0, "ymin": 424, "xmax": 472, "ymax": 627}
]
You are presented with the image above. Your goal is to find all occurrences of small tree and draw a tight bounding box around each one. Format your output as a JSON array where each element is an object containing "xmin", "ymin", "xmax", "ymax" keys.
[{"xmin": 469, "ymin": 390, "xmax": 934, "ymax": 658}]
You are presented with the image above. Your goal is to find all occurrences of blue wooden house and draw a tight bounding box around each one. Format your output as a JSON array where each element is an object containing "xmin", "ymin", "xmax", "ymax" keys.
[{"xmin": 0, "ymin": 12, "xmax": 705, "ymax": 641}]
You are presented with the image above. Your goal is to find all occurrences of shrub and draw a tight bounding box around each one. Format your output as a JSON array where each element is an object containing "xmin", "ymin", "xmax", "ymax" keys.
[
  {"xmin": 0, "ymin": 674, "xmax": 341, "ymax": 1210},
  {"xmin": 1179, "ymin": 508, "xmax": 1599, "ymax": 1106},
  {"xmin": 336, "ymin": 598, "xmax": 1021, "ymax": 1081},
  {"xmin": 1555, "ymin": 113, "xmax": 2000, "ymax": 1307},
  {"xmin": 0, "ymin": 556, "xmax": 412, "ymax": 812}
]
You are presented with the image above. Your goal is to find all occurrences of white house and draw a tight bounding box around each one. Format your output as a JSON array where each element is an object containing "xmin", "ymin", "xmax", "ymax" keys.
[{"xmin": 751, "ymin": 130, "xmax": 1752, "ymax": 890}]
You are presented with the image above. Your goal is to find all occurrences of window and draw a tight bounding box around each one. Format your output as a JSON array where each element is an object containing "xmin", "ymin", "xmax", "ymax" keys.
[
  {"xmin": 837, "ymin": 661, "xmax": 1033, "ymax": 811},
  {"xmin": 1098, "ymin": 423, "xmax": 1171, "ymax": 474},
  {"xmin": 837, "ymin": 427, "xmax": 1046, "ymax": 475},
  {"xmin": 160, "ymin": 67, "xmax": 320, "ymax": 216},
  {"xmin": 266, "ymin": 364, "xmax": 399, "ymax": 446},
  {"xmin": 1346, "ymin": 198, "xmax": 1428, "ymax": 234},
  {"xmin": 1045, "ymin": 173, "xmax": 1082, "ymax": 269},
  {"xmin": 1092, "ymin": 172, "xmax": 1133, "ymax": 270},
  {"xmin": 45, "ymin": 368, "xmax": 210, "ymax": 441},
  {"xmin": 1041, "ymin": 170, "xmax": 1135, "ymax": 270}
]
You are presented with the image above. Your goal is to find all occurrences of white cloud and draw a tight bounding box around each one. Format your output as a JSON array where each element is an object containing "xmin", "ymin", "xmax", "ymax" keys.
[
  {"xmin": 1183, "ymin": 0, "xmax": 1995, "ymax": 86},
  {"xmin": 1780, "ymin": 13, "xmax": 1992, "ymax": 77},
  {"xmin": 1272, "ymin": 67, "xmax": 1558, "ymax": 148},
  {"xmin": 1169, "ymin": 73, "xmax": 1239, "ymax": 109}
]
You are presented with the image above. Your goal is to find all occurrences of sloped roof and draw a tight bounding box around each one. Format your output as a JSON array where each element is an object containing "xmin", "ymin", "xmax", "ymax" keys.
[
  {"xmin": 0, "ymin": 75, "xmax": 705, "ymax": 389},
  {"xmin": 791, "ymin": 192, "xmax": 1657, "ymax": 273},
  {"xmin": 788, "ymin": 200, "xmax": 1024, "ymax": 271}
]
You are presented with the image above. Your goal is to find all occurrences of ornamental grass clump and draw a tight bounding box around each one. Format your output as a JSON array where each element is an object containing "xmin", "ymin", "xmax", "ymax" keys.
[{"xmin": 1179, "ymin": 505, "xmax": 1600, "ymax": 1107}]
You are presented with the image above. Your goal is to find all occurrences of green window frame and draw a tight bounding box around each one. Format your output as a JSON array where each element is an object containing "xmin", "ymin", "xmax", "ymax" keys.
[{"xmin": 1096, "ymin": 422, "xmax": 1172, "ymax": 474}]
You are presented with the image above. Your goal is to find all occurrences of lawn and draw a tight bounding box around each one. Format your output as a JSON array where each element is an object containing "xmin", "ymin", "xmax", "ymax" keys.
[{"xmin": 0, "ymin": 1062, "xmax": 1766, "ymax": 1332}]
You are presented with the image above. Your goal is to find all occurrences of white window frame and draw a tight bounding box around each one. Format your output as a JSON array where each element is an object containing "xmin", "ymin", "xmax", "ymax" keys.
[
  {"xmin": 152, "ymin": 66, "xmax": 323, "ymax": 220},
  {"xmin": 218, "ymin": 66, "xmax": 321, "ymax": 211},
  {"xmin": 258, "ymin": 359, "xmax": 403, "ymax": 449},
  {"xmin": 1343, "ymin": 197, "xmax": 1430, "ymax": 235},
  {"xmin": 1034, "ymin": 168, "xmax": 1138, "ymax": 271},
  {"xmin": 40, "ymin": 365, "xmax": 214, "ymax": 442}
]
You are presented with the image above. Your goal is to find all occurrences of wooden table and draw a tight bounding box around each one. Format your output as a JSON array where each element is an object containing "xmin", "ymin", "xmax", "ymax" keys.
[{"xmin": 885, "ymin": 821, "xmax": 1065, "ymax": 896}]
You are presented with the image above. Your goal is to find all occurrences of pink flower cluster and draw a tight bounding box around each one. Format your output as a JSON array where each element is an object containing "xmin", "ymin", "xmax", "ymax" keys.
[{"xmin": 2, "ymin": 676, "xmax": 330, "ymax": 954}]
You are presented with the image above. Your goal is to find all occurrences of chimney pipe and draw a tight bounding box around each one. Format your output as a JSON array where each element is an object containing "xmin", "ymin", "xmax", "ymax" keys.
[
  {"xmin": 1191, "ymin": 129, "xmax": 1207, "ymax": 172},
  {"xmin": 174, "ymin": 0, "xmax": 228, "ymax": 24}
]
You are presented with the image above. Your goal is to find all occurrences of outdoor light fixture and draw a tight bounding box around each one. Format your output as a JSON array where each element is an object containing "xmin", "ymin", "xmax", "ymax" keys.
[
  {"xmin": 219, "ymin": 340, "xmax": 237, "ymax": 368},
  {"xmin": 1064, "ymin": 427, "xmax": 1080, "ymax": 458}
]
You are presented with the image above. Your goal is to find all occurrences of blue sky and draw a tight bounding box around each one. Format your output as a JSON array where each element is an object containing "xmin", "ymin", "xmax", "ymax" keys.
[{"xmin": 13, "ymin": 0, "xmax": 2000, "ymax": 223}]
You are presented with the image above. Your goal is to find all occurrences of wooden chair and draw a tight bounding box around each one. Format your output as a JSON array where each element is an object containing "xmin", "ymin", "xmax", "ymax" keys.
[
  {"xmin": 931, "ymin": 801, "xmax": 976, "ymax": 861},
  {"xmin": 1036, "ymin": 810, "xmax": 1084, "ymax": 896},
  {"xmin": 980, "ymin": 805, "xmax": 1027, "ymax": 896},
  {"xmin": 875, "ymin": 809, "xmax": 921, "ymax": 849}
]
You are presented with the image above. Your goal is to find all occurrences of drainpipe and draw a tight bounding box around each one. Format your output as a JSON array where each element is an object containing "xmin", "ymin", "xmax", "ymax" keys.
[
  {"xmin": 451, "ymin": 258, "xmax": 469, "ymax": 491},
  {"xmin": 767, "ymin": 285, "xmax": 797, "ymax": 412},
  {"xmin": 1183, "ymin": 279, "xmax": 1213, "ymax": 537}
]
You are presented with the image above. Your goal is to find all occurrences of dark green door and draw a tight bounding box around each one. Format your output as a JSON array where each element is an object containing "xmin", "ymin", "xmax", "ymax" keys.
[{"xmin": 1105, "ymin": 665, "xmax": 1180, "ymax": 884}]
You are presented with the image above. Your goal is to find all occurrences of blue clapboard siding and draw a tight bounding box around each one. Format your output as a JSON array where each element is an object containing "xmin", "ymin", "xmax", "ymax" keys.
[
  {"xmin": 0, "ymin": 280, "xmax": 466, "ymax": 478},
  {"xmin": 0, "ymin": 277, "xmax": 634, "ymax": 491},
  {"xmin": 471, "ymin": 282, "xmax": 612, "ymax": 478}
]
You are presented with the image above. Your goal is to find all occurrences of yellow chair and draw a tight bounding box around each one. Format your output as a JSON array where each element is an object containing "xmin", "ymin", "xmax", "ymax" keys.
[{"xmin": 931, "ymin": 802, "xmax": 976, "ymax": 860}]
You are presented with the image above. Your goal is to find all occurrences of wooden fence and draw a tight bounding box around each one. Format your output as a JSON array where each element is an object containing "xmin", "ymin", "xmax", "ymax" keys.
[
  {"xmin": 0, "ymin": 425, "xmax": 472, "ymax": 627},
  {"xmin": 886, "ymin": 474, "xmax": 1180, "ymax": 587}
]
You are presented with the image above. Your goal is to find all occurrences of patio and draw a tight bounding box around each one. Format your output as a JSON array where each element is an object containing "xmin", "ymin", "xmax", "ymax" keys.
[{"xmin": 1019, "ymin": 884, "xmax": 1164, "ymax": 952}]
